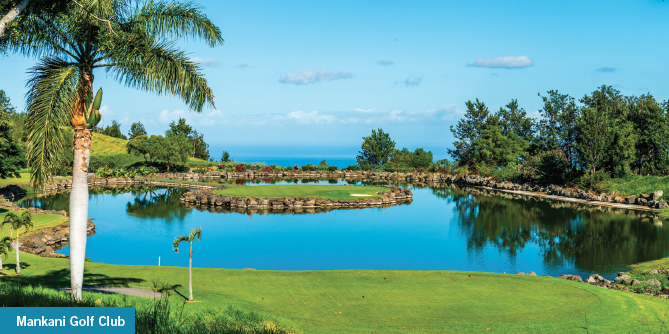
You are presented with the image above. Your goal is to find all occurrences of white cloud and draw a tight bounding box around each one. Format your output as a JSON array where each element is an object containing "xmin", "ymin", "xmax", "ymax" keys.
[
  {"xmin": 468, "ymin": 55, "xmax": 534, "ymax": 68},
  {"xmin": 377, "ymin": 60, "xmax": 394, "ymax": 66},
  {"xmin": 394, "ymin": 77, "xmax": 422, "ymax": 87},
  {"xmin": 152, "ymin": 105, "xmax": 465, "ymax": 128},
  {"xmin": 191, "ymin": 57, "xmax": 222, "ymax": 67},
  {"xmin": 278, "ymin": 68, "xmax": 354, "ymax": 85},
  {"xmin": 98, "ymin": 105, "xmax": 130, "ymax": 128},
  {"xmin": 159, "ymin": 109, "xmax": 231, "ymax": 127},
  {"xmin": 235, "ymin": 63, "xmax": 257, "ymax": 68}
]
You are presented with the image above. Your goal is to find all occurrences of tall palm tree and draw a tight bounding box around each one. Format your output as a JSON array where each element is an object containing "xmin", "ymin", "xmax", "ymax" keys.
[
  {"xmin": 2, "ymin": 0, "xmax": 222, "ymax": 300},
  {"xmin": 1, "ymin": 210, "xmax": 33, "ymax": 274},
  {"xmin": 0, "ymin": 235, "xmax": 12, "ymax": 272},
  {"xmin": 173, "ymin": 227, "xmax": 202, "ymax": 302}
]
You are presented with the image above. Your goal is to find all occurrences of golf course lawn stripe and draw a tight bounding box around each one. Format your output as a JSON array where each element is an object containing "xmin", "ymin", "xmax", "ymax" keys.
[{"xmin": 213, "ymin": 185, "xmax": 388, "ymax": 200}]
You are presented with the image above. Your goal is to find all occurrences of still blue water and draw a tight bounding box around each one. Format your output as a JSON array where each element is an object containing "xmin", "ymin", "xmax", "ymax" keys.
[{"xmin": 19, "ymin": 180, "xmax": 669, "ymax": 279}]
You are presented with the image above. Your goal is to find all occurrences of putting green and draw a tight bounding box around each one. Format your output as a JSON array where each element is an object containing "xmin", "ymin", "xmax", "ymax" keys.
[{"xmin": 213, "ymin": 184, "xmax": 388, "ymax": 200}]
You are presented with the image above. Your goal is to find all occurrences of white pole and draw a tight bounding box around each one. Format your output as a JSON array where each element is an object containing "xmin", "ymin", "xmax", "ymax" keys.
[{"xmin": 159, "ymin": 256, "xmax": 160, "ymax": 266}]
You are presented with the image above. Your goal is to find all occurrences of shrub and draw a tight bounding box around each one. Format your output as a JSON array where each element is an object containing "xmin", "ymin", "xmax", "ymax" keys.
[
  {"xmin": 96, "ymin": 167, "xmax": 136, "ymax": 178},
  {"xmin": 519, "ymin": 150, "xmax": 569, "ymax": 185},
  {"xmin": 328, "ymin": 166, "xmax": 338, "ymax": 171},
  {"xmin": 262, "ymin": 167, "xmax": 271, "ymax": 173},
  {"xmin": 578, "ymin": 170, "xmax": 611, "ymax": 192},
  {"xmin": 235, "ymin": 163, "xmax": 246, "ymax": 173},
  {"xmin": 192, "ymin": 167, "xmax": 207, "ymax": 174},
  {"xmin": 136, "ymin": 166, "xmax": 159, "ymax": 176},
  {"xmin": 345, "ymin": 165, "xmax": 361, "ymax": 171},
  {"xmin": 293, "ymin": 164, "xmax": 299, "ymax": 170}
]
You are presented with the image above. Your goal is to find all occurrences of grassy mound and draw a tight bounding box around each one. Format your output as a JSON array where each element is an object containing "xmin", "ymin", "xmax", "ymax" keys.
[
  {"xmin": 213, "ymin": 185, "xmax": 388, "ymax": 200},
  {"xmin": 3, "ymin": 251, "xmax": 669, "ymax": 333},
  {"xmin": 603, "ymin": 175, "xmax": 669, "ymax": 200}
]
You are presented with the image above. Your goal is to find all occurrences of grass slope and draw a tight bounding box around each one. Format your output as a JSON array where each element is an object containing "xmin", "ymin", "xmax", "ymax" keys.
[
  {"xmin": 603, "ymin": 175, "xmax": 669, "ymax": 200},
  {"xmin": 2, "ymin": 252, "xmax": 669, "ymax": 333},
  {"xmin": 213, "ymin": 185, "xmax": 388, "ymax": 200},
  {"xmin": 91, "ymin": 133, "xmax": 128, "ymax": 156}
]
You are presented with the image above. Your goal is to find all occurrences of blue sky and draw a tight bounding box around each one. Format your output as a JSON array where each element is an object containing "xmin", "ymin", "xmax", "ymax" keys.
[{"xmin": 2, "ymin": 0, "xmax": 669, "ymax": 160}]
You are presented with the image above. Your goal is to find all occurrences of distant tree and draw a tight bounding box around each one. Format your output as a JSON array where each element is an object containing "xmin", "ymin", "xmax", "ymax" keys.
[
  {"xmin": 0, "ymin": 102, "xmax": 26, "ymax": 179},
  {"xmin": 356, "ymin": 128, "xmax": 396, "ymax": 168},
  {"xmin": 1, "ymin": 210, "xmax": 32, "ymax": 274},
  {"xmin": 168, "ymin": 118, "xmax": 193, "ymax": 138},
  {"xmin": 495, "ymin": 99, "xmax": 534, "ymax": 142},
  {"xmin": 472, "ymin": 122, "xmax": 528, "ymax": 166},
  {"xmin": 155, "ymin": 133, "xmax": 190, "ymax": 172},
  {"xmin": 0, "ymin": 236, "xmax": 10, "ymax": 271},
  {"xmin": 126, "ymin": 134, "xmax": 152, "ymax": 161},
  {"xmin": 408, "ymin": 148, "xmax": 434, "ymax": 169},
  {"xmin": 173, "ymin": 227, "xmax": 202, "ymax": 302},
  {"xmin": 191, "ymin": 130, "xmax": 209, "ymax": 160},
  {"xmin": 449, "ymin": 99, "xmax": 490, "ymax": 166},
  {"xmin": 577, "ymin": 107, "xmax": 612, "ymax": 175},
  {"xmin": 0, "ymin": 89, "xmax": 16, "ymax": 115},
  {"xmin": 534, "ymin": 91, "xmax": 580, "ymax": 169},
  {"xmin": 220, "ymin": 151, "xmax": 230, "ymax": 162},
  {"xmin": 101, "ymin": 120, "xmax": 128, "ymax": 140},
  {"xmin": 628, "ymin": 94, "xmax": 669, "ymax": 175},
  {"xmin": 581, "ymin": 85, "xmax": 636, "ymax": 178},
  {"xmin": 128, "ymin": 122, "xmax": 147, "ymax": 140},
  {"xmin": 319, "ymin": 159, "xmax": 328, "ymax": 167}
]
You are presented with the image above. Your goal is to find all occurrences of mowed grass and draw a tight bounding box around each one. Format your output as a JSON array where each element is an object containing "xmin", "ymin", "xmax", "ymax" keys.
[
  {"xmin": 213, "ymin": 185, "xmax": 388, "ymax": 200},
  {"xmin": 3, "ymin": 252, "xmax": 669, "ymax": 333},
  {"xmin": 602, "ymin": 175, "xmax": 669, "ymax": 199},
  {"xmin": 0, "ymin": 208, "xmax": 68, "ymax": 239},
  {"xmin": 0, "ymin": 173, "xmax": 32, "ymax": 187}
]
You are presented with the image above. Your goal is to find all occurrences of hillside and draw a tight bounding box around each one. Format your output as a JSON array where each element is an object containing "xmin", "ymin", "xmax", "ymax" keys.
[{"xmin": 91, "ymin": 133, "xmax": 128, "ymax": 156}]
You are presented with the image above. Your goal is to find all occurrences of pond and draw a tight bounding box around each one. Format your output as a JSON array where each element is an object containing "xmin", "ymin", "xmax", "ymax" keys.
[{"xmin": 17, "ymin": 180, "xmax": 669, "ymax": 279}]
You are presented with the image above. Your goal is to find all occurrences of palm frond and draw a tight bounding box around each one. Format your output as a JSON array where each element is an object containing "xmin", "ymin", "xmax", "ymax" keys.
[
  {"xmin": 26, "ymin": 57, "xmax": 79, "ymax": 188},
  {"xmin": 190, "ymin": 227, "xmax": 202, "ymax": 242},
  {"xmin": 127, "ymin": 1, "xmax": 223, "ymax": 47},
  {"xmin": 172, "ymin": 235, "xmax": 189, "ymax": 253},
  {"xmin": 4, "ymin": 7, "xmax": 79, "ymax": 61},
  {"xmin": 1, "ymin": 211, "xmax": 19, "ymax": 230},
  {"xmin": 105, "ymin": 38, "xmax": 215, "ymax": 112}
]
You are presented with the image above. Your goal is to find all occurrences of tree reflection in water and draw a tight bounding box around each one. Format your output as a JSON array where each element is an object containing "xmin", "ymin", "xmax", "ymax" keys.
[{"xmin": 433, "ymin": 184, "xmax": 669, "ymax": 273}]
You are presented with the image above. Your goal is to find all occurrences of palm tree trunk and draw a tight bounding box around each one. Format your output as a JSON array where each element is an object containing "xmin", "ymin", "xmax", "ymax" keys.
[
  {"xmin": 15, "ymin": 230, "xmax": 20, "ymax": 274},
  {"xmin": 189, "ymin": 242, "xmax": 193, "ymax": 301},
  {"xmin": 0, "ymin": 254, "xmax": 3, "ymax": 271},
  {"xmin": 68, "ymin": 71, "xmax": 94, "ymax": 301},
  {"xmin": 69, "ymin": 128, "xmax": 92, "ymax": 300},
  {"xmin": 0, "ymin": 0, "xmax": 30, "ymax": 38}
]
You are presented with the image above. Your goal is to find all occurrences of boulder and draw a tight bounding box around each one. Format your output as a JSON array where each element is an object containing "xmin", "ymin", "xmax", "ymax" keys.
[
  {"xmin": 558, "ymin": 274, "xmax": 583, "ymax": 283},
  {"xmin": 587, "ymin": 274, "xmax": 611, "ymax": 287},
  {"xmin": 646, "ymin": 279, "xmax": 662, "ymax": 287},
  {"xmin": 651, "ymin": 190, "xmax": 664, "ymax": 201},
  {"xmin": 649, "ymin": 269, "xmax": 659, "ymax": 274},
  {"xmin": 626, "ymin": 196, "xmax": 637, "ymax": 204},
  {"xmin": 631, "ymin": 279, "xmax": 642, "ymax": 285},
  {"xmin": 657, "ymin": 200, "xmax": 669, "ymax": 209}
]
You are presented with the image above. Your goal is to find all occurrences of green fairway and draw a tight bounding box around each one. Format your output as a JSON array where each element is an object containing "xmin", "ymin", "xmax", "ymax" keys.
[
  {"xmin": 0, "ymin": 209, "xmax": 68, "ymax": 239},
  {"xmin": 0, "ymin": 173, "xmax": 31, "ymax": 187},
  {"xmin": 213, "ymin": 185, "xmax": 388, "ymax": 200},
  {"xmin": 3, "ymin": 252, "xmax": 669, "ymax": 333}
]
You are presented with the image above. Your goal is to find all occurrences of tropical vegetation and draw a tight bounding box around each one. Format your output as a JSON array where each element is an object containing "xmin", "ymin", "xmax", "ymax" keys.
[
  {"xmin": 0, "ymin": 209, "xmax": 32, "ymax": 274},
  {"xmin": 1, "ymin": 0, "xmax": 222, "ymax": 300}
]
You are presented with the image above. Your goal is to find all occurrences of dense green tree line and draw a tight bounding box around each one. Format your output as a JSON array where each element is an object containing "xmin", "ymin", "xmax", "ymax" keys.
[{"xmin": 450, "ymin": 85, "xmax": 669, "ymax": 179}]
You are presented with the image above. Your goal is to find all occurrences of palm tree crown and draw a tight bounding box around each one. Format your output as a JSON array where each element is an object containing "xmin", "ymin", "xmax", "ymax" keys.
[
  {"xmin": 173, "ymin": 227, "xmax": 202, "ymax": 253},
  {"xmin": 2, "ymin": 0, "xmax": 223, "ymax": 186}
]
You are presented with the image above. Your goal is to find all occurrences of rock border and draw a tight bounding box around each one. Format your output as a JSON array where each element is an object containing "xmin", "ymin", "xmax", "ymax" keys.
[
  {"xmin": 179, "ymin": 186, "xmax": 413, "ymax": 211},
  {"xmin": 19, "ymin": 219, "xmax": 96, "ymax": 258}
]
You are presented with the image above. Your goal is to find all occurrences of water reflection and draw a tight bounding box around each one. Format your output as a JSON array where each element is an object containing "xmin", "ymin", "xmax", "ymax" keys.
[
  {"xmin": 434, "ymin": 184, "xmax": 669, "ymax": 275},
  {"xmin": 15, "ymin": 180, "xmax": 669, "ymax": 277}
]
